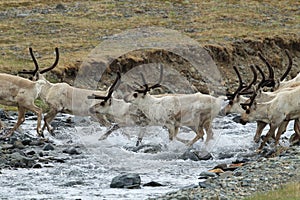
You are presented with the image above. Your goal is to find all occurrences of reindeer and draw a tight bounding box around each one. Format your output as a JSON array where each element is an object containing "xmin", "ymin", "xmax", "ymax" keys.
[
  {"xmin": 240, "ymin": 83, "xmax": 300, "ymax": 151},
  {"xmin": 87, "ymin": 72, "xmax": 153, "ymax": 145},
  {"xmin": 21, "ymin": 48, "xmax": 111, "ymax": 135},
  {"xmin": 121, "ymin": 66, "xmax": 226, "ymax": 146},
  {"xmin": 19, "ymin": 47, "xmax": 108, "ymax": 134},
  {"xmin": 0, "ymin": 47, "xmax": 61, "ymax": 138},
  {"xmin": 224, "ymin": 49, "xmax": 298, "ymax": 143},
  {"xmin": 0, "ymin": 73, "xmax": 48, "ymax": 138}
]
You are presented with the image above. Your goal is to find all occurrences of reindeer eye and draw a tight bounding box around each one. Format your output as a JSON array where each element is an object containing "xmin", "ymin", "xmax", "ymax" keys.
[
  {"xmin": 100, "ymin": 101, "xmax": 105, "ymax": 106},
  {"xmin": 133, "ymin": 93, "xmax": 138, "ymax": 98},
  {"xmin": 229, "ymin": 100, "xmax": 233, "ymax": 105},
  {"xmin": 246, "ymin": 109, "xmax": 250, "ymax": 114}
]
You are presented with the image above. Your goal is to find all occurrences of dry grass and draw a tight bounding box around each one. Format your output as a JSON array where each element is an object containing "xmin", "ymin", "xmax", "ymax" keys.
[
  {"xmin": 0, "ymin": 0, "xmax": 299, "ymax": 73},
  {"xmin": 244, "ymin": 182, "xmax": 300, "ymax": 200}
]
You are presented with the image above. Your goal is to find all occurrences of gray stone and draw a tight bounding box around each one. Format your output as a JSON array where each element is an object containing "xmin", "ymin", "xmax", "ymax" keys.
[
  {"xmin": 43, "ymin": 143, "xmax": 55, "ymax": 151},
  {"xmin": 110, "ymin": 173, "xmax": 141, "ymax": 189},
  {"xmin": 180, "ymin": 149, "xmax": 212, "ymax": 161},
  {"xmin": 199, "ymin": 171, "xmax": 218, "ymax": 178},
  {"xmin": 143, "ymin": 181, "xmax": 165, "ymax": 187},
  {"xmin": 13, "ymin": 140, "xmax": 25, "ymax": 149},
  {"xmin": 62, "ymin": 147, "xmax": 81, "ymax": 155}
]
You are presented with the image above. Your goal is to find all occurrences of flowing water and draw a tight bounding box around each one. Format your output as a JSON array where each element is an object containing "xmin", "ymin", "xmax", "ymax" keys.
[{"xmin": 0, "ymin": 114, "xmax": 294, "ymax": 200}]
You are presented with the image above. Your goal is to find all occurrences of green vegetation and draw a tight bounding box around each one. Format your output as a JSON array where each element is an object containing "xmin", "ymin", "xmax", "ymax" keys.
[{"xmin": 244, "ymin": 182, "xmax": 300, "ymax": 200}]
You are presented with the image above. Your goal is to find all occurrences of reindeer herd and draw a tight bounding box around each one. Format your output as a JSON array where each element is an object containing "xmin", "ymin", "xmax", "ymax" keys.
[{"xmin": 0, "ymin": 47, "xmax": 299, "ymax": 152}]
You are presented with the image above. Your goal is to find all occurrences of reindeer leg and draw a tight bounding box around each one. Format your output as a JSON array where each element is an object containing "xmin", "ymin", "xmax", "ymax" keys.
[
  {"xmin": 26, "ymin": 104, "xmax": 43, "ymax": 137},
  {"xmin": 136, "ymin": 126, "xmax": 146, "ymax": 146},
  {"xmin": 42, "ymin": 108, "xmax": 58, "ymax": 136},
  {"xmin": 204, "ymin": 121, "xmax": 213, "ymax": 144},
  {"xmin": 275, "ymin": 120, "xmax": 289, "ymax": 145},
  {"xmin": 98, "ymin": 124, "xmax": 120, "ymax": 140},
  {"xmin": 254, "ymin": 121, "xmax": 267, "ymax": 143},
  {"xmin": 173, "ymin": 126, "xmax": 185, "ymax": 143},
  {"xmin": 290, "ymin": 119, "xmax": 300, "ymax": 145},
  {"xmin": 186, "ymin": 128, "xmax": 205, "ymax": 147},
  {"xmin": 3, "ymin": 106, "xmax": 26, "ymax": 138},
  {"xmin": 257, "ymin": 125, "xmax": 277, "ymax": 152},
  {"xmin": 0, "ymin": 120, "xmax": 4, "ymax": 131},
  {"xmin": 166, "ymin": 125, "xmax": 178, "ymax": 141}
]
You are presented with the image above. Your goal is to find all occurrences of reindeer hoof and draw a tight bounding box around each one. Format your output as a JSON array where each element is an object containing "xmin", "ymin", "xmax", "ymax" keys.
[
  {"xmin": 37, "ymin": 130, "xmax": 44, "ymax": 138},
  {"xmin": 49, "ymin": 129, "xmax": 55, "ymax": 136},
  {"xmin": 98, "ymin": 135, "xmax": 108, "ymax": 141}
]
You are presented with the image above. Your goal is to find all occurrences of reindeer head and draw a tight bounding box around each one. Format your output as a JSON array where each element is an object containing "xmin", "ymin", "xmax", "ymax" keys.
[
  {"xmin": 124, "ymin": 65, "xmax": 163, "ymax": 103},
  {"xmin": 88, "ymin": 72, "xmax": 121, "ymax": 113},
  {"xmin": 18, "ymin": 47, "xmax": 59, "ymax": 81},
  {"xmin": 224, "ymin": 65, "xmax": 257, "ymax": 115}
]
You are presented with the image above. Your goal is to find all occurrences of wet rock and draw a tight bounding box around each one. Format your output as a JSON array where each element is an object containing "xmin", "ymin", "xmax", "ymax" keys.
[
  {"xmin": 232, "ymin": 157, "xmax": 251, "ymax": 164},
  {"xmin": 21, "ymin": 139, "xmax": 32, "ymax": 146},
  {"xmin": 62, "ymin": 180, "xmax": 85, "ymax": 187},
  {"xmin": 43, "ymin": 143, "xmax": 55, "ymax": 151},
  {"xmin": 1, "ymin": 144, "xmax": 14, "ymax": 150},
  {"xmin": 199, "ymin": 171, "xmax": 218, "ymax": 179},
  {"xmin": 32, "ymin": 163, "xmax": 42, "ymax": 168},
  {"xmin": 25, "ymin": 150, "xmax": 37, "ymax": 156},
  {"xmin": 62, "ymin": 147, "xmax": 81, "ymax": 155},
  {"xmin": 127, "ymin": 144, "xmax": 163, "ymax": 154},
  {"xmin": 9, "ymin": 152, "xmax": 36, "ymax": 168},
  {"xmin": 180, "ymin": 149, "xmax": 212, "ymax": 161},
  {"xmin": 143, "ymin": 181, "xmax": 165, "ymax": 187},
  {"xmin": 217, "ymin": 152, "xmax": 235, "ymax": 159},
  {"xmin": 30, "ymin": 139, "xmax": 45, "ymax": 146},
  {"xmin": 198, "ymin": 181, "xmax": 212, "ymax": 188},
  {"xmin": 13, "ymin": 140, "xmax": 25, "ymax": 149},
  {"xmin": 110, "ymin": 173, "xmax": 141, "ymax": 189},
  {"xmin": 219, "ymin": 171, "xmax": 233, "ymax": 178}
]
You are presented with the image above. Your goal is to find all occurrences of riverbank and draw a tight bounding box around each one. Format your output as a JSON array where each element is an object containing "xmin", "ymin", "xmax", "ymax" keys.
[{"xmin": 152, "ymin": 145, "xmax": 300, "ymax": 200}]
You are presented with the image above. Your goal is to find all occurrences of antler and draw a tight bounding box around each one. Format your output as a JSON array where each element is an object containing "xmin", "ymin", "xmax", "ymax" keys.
[
  {"xmin": 226, "ymin": 66, "xmax": 247, "ymax": 100},
  {"xmin": 18, "ymin": 47, "xmax": 59, "ymax": 76},
  {"xmin": 240, "ymin": 65, "xmax": 265, "ymax": 110},
  {"xmin": 18, "ymin": 47, "xmax": 39, "ymax": 75},
  {"xmin": 280, "ymin": 49, "xmax": 293, "ymax": 81},
  {"xmin": 40, "ymin": 47, "xmax": 59, "ymax": 74},
  {"xmin": 87, "ymin": 71, "xmax": 121, "ymax": 101},
  {"xmin": 135, "ymin": 64, "xmax": 163, "ymax": 94},
  {"xmin": 239, "ymin": 65, "xmax": 257, "ymax": 95},
  {"xmin": 258, "ymin": 51, "xmax": 275, "ymax": 88}
]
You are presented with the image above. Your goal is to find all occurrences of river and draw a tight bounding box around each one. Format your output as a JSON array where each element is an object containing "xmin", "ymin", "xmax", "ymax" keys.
[{"xmin": 0, "ymin": 113, "xmax": 293, "ymax": 200}]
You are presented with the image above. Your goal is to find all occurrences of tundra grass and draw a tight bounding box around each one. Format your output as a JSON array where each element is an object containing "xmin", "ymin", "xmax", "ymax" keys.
[{"xmin": 244, "ymin": 182, "xmax": 300, "ymax": 200}]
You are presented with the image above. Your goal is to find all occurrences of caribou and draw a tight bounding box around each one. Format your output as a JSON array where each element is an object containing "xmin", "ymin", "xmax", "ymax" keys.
[
  {"xmin": 224, "ymin": 49, "xmax": 298, "ymax": 144},
  {"xmin": 0, "ymin": 73, "xmax": 47, "ymax": 138},
  {"xmin": 19, "ymin": 47, "xmax": 109, "ymax": 134},
  {"xmin": 88, "ymin": 72, "xmax": 154, "ymax": 145},
  {"xmin": 240, "ymin": 83, "xmax": 300, "ymax": 151},
  {"xmin": 122, "ymin": 66, "xmax": 226, "ymax": 146},
  {"xmin": 0, "ymin": 47, "xmax": 61, "ymax": 138}
]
